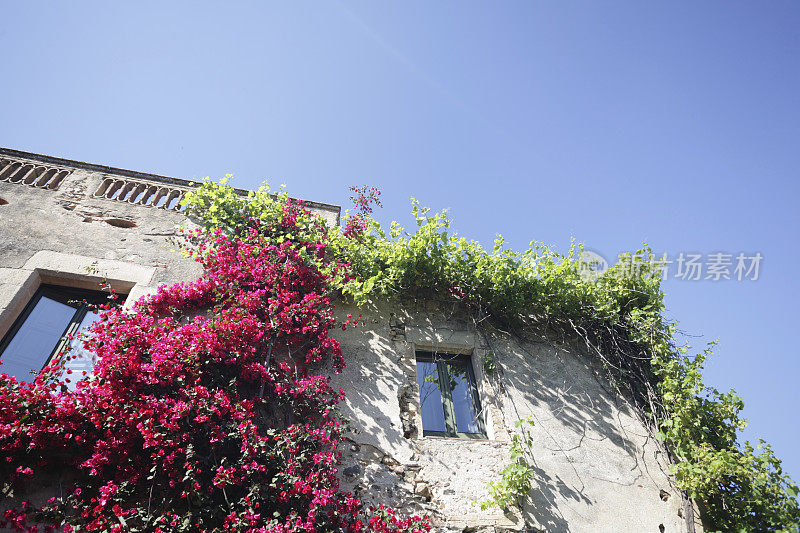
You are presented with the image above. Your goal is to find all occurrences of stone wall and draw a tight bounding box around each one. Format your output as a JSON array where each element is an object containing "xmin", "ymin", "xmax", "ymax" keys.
[{"xmin": 331, "ymin": 301, "xmax": 697, "ymax": 532}]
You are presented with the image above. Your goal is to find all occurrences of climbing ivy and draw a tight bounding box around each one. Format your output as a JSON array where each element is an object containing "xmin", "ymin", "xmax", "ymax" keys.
[{"xmin": 182, "ymin": 179, "xmax": 800, "ymax": 532}]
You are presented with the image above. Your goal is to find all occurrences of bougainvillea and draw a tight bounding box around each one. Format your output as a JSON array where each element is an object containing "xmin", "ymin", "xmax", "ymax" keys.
[
  {"xmin": 343, "ymin": 186, "xmax": 381, "ymax": 240},
  {"xmin": 0, "ymin": 192, "xmax": 429, "ymax": 532}
]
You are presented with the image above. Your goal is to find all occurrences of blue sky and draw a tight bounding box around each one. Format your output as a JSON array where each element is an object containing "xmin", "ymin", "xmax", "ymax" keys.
[{"xmin": 2, "ymin": 2, "xmax": 799, "ymax": 482}]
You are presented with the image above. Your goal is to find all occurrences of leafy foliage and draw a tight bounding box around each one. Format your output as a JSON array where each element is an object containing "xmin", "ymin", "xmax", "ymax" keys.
[
  {"xmin": 657, "ymin": 343, "xmax": 800, "ymax": 532},
  {"xmin": 481, "ymin": 418, "xmax": 535, "ymax": 511}
]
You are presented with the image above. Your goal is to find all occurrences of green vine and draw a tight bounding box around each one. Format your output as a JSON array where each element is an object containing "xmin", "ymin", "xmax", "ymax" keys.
[
  {"xmin": 481, "ymin": 417, "xmax": 535, "ymax": 511},
  {"xmin": 482, "ymin": 351, "xmax": 497, "ymax": 376},
  {"xmin": 184, "ymin": 180, "xmax": 800, "ymax": 532}
]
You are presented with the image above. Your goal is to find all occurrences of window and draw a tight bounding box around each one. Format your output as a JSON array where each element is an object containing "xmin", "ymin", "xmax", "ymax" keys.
[
  {"xmin": 415, "ymin": 351, "xmax": 486, "ymax": 438},
  {"xmin": 0, "ymin": 285, "xmax": 115, "ymax": 387}
]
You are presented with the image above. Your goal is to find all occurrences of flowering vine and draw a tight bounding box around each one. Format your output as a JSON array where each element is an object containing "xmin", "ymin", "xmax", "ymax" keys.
[
  {"xmin": 343, "ymin": 186, "xmax": 381, "ymax": 239},
  {"xmin": 0, "ymin": 189, "xmax": 429, "ymax": 532}
]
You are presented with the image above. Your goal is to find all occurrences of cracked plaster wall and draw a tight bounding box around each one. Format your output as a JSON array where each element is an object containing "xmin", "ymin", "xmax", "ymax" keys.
[{"xmin": 331, "ymin": 301, "xmax": 699, "ymax": 532}]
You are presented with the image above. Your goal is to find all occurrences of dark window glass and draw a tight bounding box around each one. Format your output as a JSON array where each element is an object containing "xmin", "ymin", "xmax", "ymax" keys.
[
  {"xmin": 0, "ymin": 286, "xmax": 116, "ymax": 383},
  {"xmin": 415, "ymin": 352, "xmax": 485, "ymax": 438}
]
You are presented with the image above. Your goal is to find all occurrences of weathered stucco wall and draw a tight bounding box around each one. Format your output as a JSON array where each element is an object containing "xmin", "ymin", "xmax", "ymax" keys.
[
  {"xmin": 0, "ymin": 149, "xmax": 339, "ymax": 340},
  {"xmin": 0, "ymin": 149, "xmax": 698, "ymax": 532},
  {"xmin": 331, "ymin": 301, "xmax": 695, "ymax": 532}
]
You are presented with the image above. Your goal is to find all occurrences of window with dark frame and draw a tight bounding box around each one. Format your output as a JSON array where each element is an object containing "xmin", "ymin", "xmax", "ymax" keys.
[
  {"xmin": 415, "ymin": 351, "xmax": 486, "ymax": 438},
  {"xmin": 0, "ymin": 285, "xmax": 119, "ymax": 386}
]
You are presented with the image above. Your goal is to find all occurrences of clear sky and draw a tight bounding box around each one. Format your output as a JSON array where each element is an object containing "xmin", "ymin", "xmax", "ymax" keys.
[{"xmin": 2, "ymin": 2, "xmax": 799, "ymax": 482}]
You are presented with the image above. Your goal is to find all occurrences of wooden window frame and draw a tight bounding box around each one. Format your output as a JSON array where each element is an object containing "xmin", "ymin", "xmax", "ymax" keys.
[
  {"xmin": 416, "ymin": 351, "xmax": 486, "ymax": 439},
  {"xmin": 0, "ymin": 284, "xmax": 113, "ymax": 377}
]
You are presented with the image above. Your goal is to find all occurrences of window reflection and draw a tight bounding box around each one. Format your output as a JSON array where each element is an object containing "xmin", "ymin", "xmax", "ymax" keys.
[
  {"xmin": 415, "ymin": 352, "xmax": 485, "ymax": 437},
  {"xmin": 0, "ymin": 286, "xmax": 119, "ymax": 385},
  {"xmin": 63, "ymin": 310, "xmax": 100, "ymax": 391},
  {"xmin": 416, "ymin": 360, "xmax": 447, "ymax": 432},
  {"xmin": 446, "ymin": 361, "xmax": 480, "ymax": 434},
  {"xmin": 0, "ymin": 296, "xmax": 74, "ymax": 379}
]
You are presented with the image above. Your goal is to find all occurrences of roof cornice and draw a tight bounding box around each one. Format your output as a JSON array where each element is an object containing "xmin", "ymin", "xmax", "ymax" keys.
[{"xmin": 0, "ymin": 147, "xmax": 341, "ymax": 222}]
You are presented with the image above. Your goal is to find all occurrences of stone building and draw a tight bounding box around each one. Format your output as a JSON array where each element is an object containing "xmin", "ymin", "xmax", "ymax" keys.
[{"xmin": 0, "ymin": 148, "xmax": 699, "ymax": 532}]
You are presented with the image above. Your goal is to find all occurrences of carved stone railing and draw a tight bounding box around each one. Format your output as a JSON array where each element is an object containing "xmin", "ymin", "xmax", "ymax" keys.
[
  {"xmin": 0, "ymin": 158, "xmax": 72, "ymax": 190},
  {"xmin": 0, "ymin": 147, "xmax": 340, "ymax": 223},
  {"xmin": 92, "ymin": 177, "xmax": 188, "ymax": 211}
]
